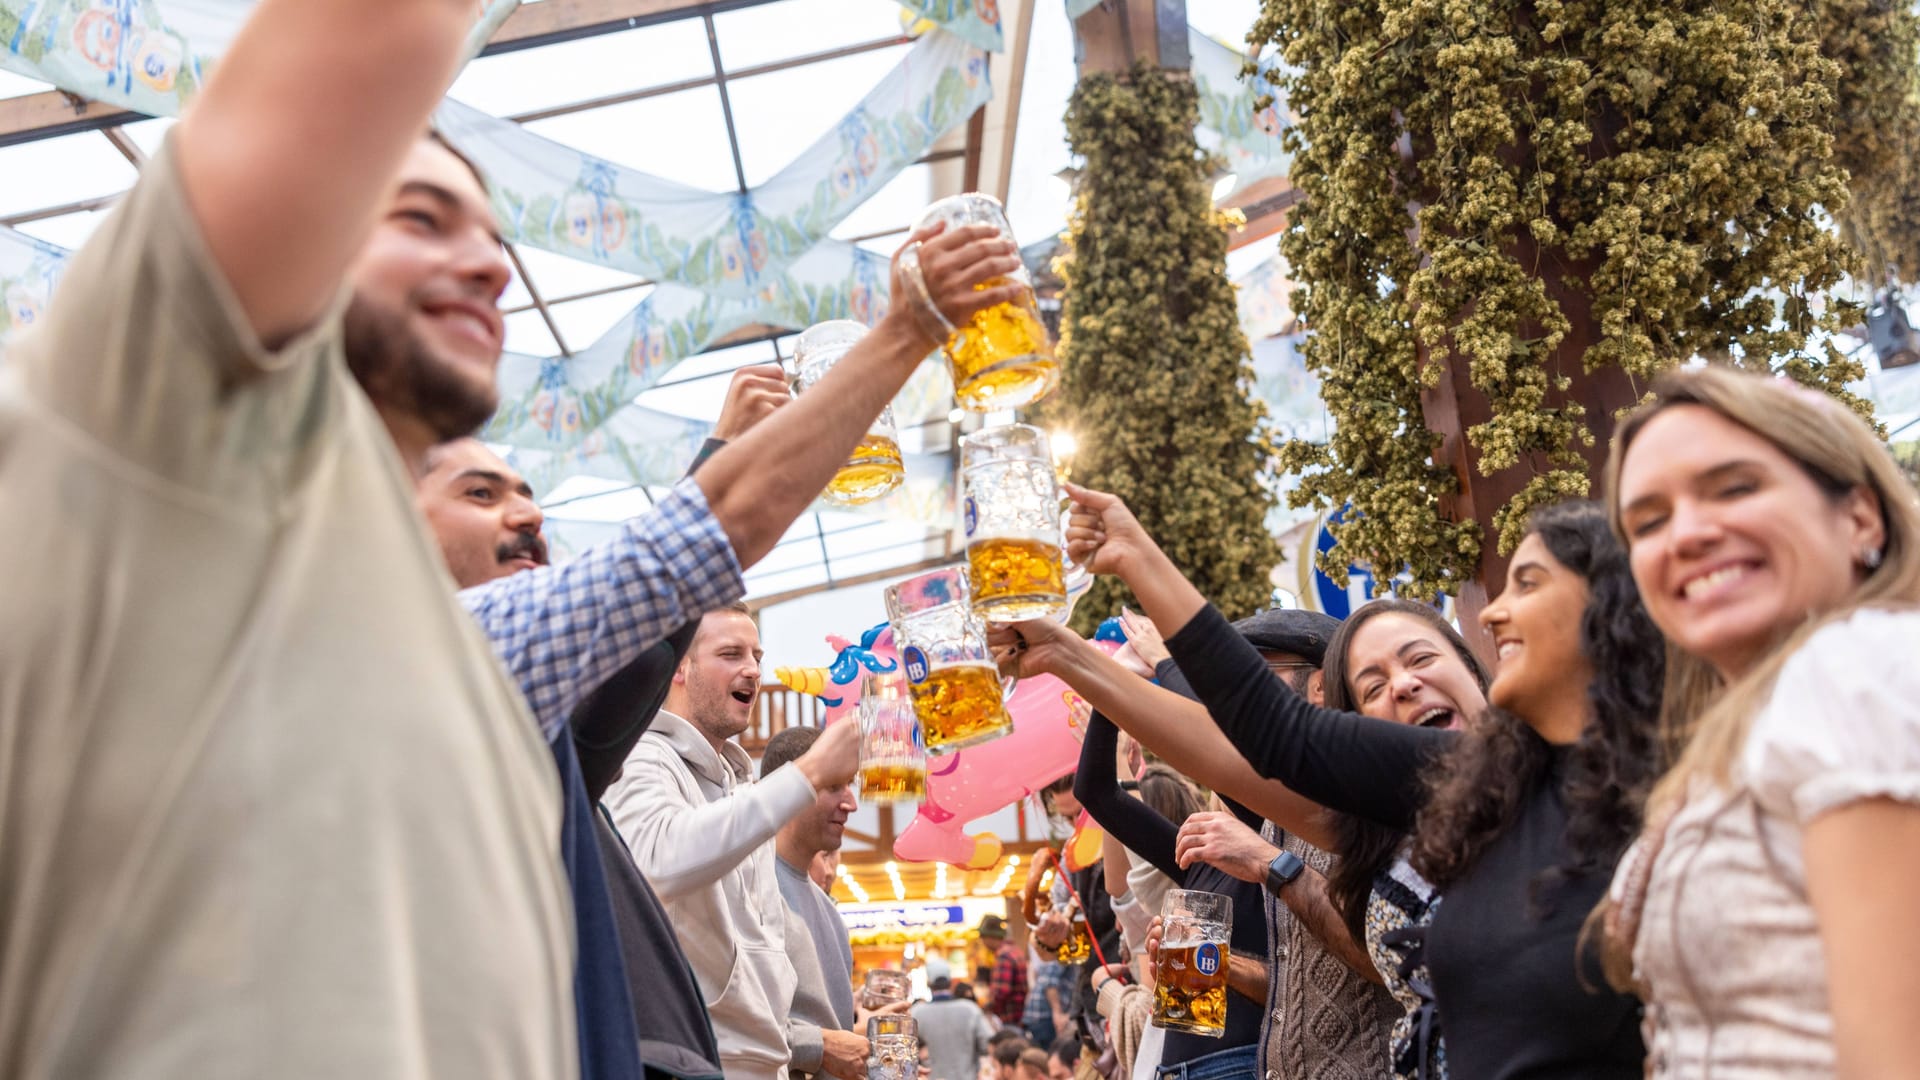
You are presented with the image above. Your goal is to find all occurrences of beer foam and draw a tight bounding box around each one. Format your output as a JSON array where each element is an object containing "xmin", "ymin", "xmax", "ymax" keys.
[{"xmin": 965, "ymin": 526, "xmax": 1061, "ymax": 546}]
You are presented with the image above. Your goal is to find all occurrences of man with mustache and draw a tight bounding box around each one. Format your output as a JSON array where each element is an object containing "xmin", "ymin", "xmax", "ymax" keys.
[
  {"xmin": 407, "ymin": 367, "xmax": 784, "ymax": 1080},
  {"xmin": 0, "ymin": 1, "xmax": 1022, "ymax": 1075}
]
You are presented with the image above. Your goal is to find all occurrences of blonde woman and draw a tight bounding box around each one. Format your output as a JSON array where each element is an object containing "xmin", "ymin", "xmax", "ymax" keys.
[{"xmin": 1604, "ymin": 365, "xmax": 1920, "ymax": 1076}]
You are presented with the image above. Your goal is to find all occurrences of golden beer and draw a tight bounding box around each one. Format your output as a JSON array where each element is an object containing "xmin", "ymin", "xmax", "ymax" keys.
[
  {"xmin": 1152, "ymin": 941, "xmax": 1231, "ymax": 1037},
  {"xmin": 946, "ymin": 282, "xmax": 1058, "ymax": 411},
  {"xmin": 824, "ymin": 430, "xmax": 905, "ymax": 506},
  {"xmin": 908, "ymin": 662, "xmax": 1013, "ymax": 753},
  {"xmin": 859, "ymin": 760, "xmax": 928, "ymax": 803},
  {"xmin": 967, "ymin": 534, "xmax": 1066, "ymax": 621},
  {"xmin": 1055, "ymin": 914, "xmax": 1092, "ymax": 964}
]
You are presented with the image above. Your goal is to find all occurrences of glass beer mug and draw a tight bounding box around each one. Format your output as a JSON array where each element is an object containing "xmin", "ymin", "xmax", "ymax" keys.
[
  {"xmin": 962, "ymin": 424, "xmax": 1068, "ymax": 622},
  {"xmin": 913, "ymin": 193, "xmax": 1057, "ymax": 411},
  {"xmin": 1055, "ymin": 900, "xmax": 1093, "ymax": 964},
  {"xmin": 867, "ymin": 1031, "xmax": 919, "ymax": 1080},
  {"xmin": 1152, "ymin": 890, "xmax": 1232, "ymax": 1037},
  {"xmin": 856, "ymin": 671, "xmax": 928, "ymax": 804},
  {"xmin": 883, "ymin": 567, "xmax": 1014, "ymax": 753},
  {"xmin": 787, "ymin": 320, "xmax": 905, "ymax": 505}
]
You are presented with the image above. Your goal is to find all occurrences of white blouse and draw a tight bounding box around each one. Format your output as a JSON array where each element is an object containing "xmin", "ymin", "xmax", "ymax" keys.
[{"xmin": 1625, "ymin": 608, "xmax": 1920, "ymax": 1078}]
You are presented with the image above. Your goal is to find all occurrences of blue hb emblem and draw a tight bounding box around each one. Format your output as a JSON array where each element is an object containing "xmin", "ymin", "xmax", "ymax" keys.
[
  {"xmin": 903, "ymin": 646, "xmax": 930, "ymax": 685},
  {"xmin": 964, "ymin": 496, "xmax": 978, "ymax": 537},
  {"xmin": 1196, "ymin": 943, "xmax": 1221, "ymax": 977}
]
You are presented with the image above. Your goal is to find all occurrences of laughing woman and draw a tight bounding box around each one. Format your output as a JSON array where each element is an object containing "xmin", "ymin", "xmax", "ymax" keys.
[
  {"xmin": 1601, "ymin": 366, "xmax": 1920, "ymax": 1077},
  {"xmin": 997, "ymin": 499, "xmax": 1662, "ymax": 1078}
]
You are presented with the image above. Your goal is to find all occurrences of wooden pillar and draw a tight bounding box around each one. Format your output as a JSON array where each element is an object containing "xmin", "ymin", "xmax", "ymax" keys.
[
  {"xmin": 1419, "ymin": 235, "xmax": 1640, "ymax": 656},
  {"xmin": 1071, "ymin": 0, "xmax": 1189, "ymax": 76}
]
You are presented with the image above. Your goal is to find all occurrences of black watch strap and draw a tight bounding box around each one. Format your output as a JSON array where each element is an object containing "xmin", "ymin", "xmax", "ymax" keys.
[{"xmin": 1264, "ymin": 850, "xmax": 1306, "ymax": 896}]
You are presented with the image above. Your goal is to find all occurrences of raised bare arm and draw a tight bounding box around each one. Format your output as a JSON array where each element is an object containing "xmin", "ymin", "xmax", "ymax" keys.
[{"xmin": 174, "ymin": 0, "xmax": 478, "ymax": 347}]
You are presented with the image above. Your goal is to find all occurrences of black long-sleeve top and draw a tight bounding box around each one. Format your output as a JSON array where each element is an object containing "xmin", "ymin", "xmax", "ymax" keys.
[
  {"xmin": 1074, "ymin": 710, "xmax": 1269, "ymax": 1063},
  {"xmin": 1164, "ymin": 604, "xmax": 1643, "ymax": 1080}
]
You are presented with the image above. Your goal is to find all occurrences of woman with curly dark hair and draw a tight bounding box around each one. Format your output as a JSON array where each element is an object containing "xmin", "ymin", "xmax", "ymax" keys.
[{"xmin": 992, "ymin": 496, "xmax": 1662, "ymax": 1079}]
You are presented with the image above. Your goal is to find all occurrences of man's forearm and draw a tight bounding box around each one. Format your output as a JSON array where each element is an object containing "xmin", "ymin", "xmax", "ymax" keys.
[
  {"xmin": 1225, "ymin": 955, "xmax": 1267, "ymax": 1005},
  {"xmin": 695, "ymin": 313, "xmax": 930, "ymax": 568},
  {"xmin": 1281, "ymin": 868, "xmax": 1383, "ymax": 985}
]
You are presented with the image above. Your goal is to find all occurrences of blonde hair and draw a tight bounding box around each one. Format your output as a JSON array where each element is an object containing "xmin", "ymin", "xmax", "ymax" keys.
[{"xmin": 1591, "ymin": 364, "xmax": 1920, "ymax": 984}]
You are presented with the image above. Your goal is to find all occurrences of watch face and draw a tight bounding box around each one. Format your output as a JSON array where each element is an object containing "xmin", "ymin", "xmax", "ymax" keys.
[{"xmin": 1268, "ymin": 852, "xmax": 1304, "ymax": 891}]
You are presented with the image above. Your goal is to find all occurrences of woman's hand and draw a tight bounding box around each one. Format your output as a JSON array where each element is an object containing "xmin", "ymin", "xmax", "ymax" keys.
[
  {"xmin": 1064, "ymin": 483, "xmax": 1163, "ymax": 581},
  {"xmin": 988, "ymin": 617, "xmax": 1094, "ymax": 682},
  {"xmin": 1118, "ymin": 607, "xmax": 1170, "ymax": 670}
]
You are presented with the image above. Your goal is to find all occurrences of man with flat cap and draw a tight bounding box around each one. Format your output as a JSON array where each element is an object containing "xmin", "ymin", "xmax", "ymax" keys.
[{"xmin": 1126, "ymin": 606, "xmax": 1397, "ymax": 1080}]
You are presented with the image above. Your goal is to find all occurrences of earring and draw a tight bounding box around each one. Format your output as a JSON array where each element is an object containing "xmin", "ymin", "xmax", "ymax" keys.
[{"xmin": 1863, "ymin": 547, "xmax": 1885, "ymax": 571}]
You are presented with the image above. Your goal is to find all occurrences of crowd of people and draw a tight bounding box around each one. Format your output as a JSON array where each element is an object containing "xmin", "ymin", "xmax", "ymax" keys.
[{"xmin": 2, "ymin": 4, "xmax": 1917, "ymax": 1080}]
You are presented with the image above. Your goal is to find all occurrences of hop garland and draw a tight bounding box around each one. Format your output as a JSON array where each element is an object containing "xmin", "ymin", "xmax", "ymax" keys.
[
  {"xmin": 1048, "ymin": 64, "xmax": 1283, "ymax": 630},
  {"xmin": 1255, "ymin": 0, "xmax": 1893, "ymax": 595}
]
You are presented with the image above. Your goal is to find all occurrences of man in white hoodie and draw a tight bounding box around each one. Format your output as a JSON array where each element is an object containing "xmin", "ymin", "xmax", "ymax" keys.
[{"xmin": 608, "ymin": 605, "xmax": 865, "ymax": 1080}]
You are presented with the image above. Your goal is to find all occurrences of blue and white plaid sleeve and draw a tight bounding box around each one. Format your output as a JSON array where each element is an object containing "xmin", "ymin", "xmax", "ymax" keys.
[{"xmin": 461, "ymin": 477, "xmax": 745, "ymax": 739}]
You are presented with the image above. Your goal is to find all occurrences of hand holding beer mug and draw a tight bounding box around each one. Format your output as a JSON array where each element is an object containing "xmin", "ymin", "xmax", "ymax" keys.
[
  {"xmin": 899, "ymin": 194, "xmax": 1057, "ymax": 411},
  {"xmin": 856, "ymin": 671, "xmax": 928, "ymax": 804},
  {"xmin": 1054, "ymin": 899, "xmax": 1093, "ymax": 964},
  {"xmin": 785, "ymin": 320, "xmax": 905, "ymax": 506},
  {"xmin": 884, "ymin": 568, "xmax": 1014, "ymax": 753},
  {"xmin": 962, "ymin": 424, "xmax": 1070, "ymax": 623},
  {"xmin": 1152, "ymin": 890, "xmax": 1232, "ymax": 1037}
]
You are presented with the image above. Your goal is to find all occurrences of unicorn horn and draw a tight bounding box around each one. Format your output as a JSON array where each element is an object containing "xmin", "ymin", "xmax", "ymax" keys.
[{"xmin": 775, "ymin": 666, "xmax": 832, "ymax": 696}]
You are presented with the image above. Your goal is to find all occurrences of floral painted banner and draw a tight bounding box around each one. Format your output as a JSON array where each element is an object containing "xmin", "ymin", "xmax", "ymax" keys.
[
  {"xmin": 508, "ymin": 400, "xmax": 959, "ymax": 532},
  {"xmin": 895, "ymin": 0, "xmax": 1002, "ymax": 52},
  {"xmin": 0, "ymin": 225, "xmax": 69, "ymax": 358},
  {"xmin": 481, "ymin": 239, "xmax": 898, "ymax": 450},
  {"xmin": 436, "ymin": 28, "xmax": 989, "ymax": 300},
  {"xmin": 1235, "ymin": 252, "xmax": 1295, "ymax": 343},
  {"xmin": 1190, "ymin": 28, "xmax": 1293, "ymax": 200},
  {"xmin": 0, "ymin": 0, "xmax": 517, "ymax": 117}
]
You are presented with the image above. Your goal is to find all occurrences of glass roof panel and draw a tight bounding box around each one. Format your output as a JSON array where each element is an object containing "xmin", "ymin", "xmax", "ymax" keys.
[
  {"xmin": 522, "ymin": 84, "xmax": 743, "ymax": 192},
  {"xmin": 503, "ymin": 308, "xmax": 562, "ymax": 357},
  {"xmin": 724, "ymin": 43, "xmax": 913, "ymax": 188},
  {"xmin": 712, "ymin": 0, "xmax": 905, "ymax": 70},
  {"xmin": 544, "ymin": 289, "xmax": 656, "ymax": 352},
  {"xmin": 450, "ymin": 19, "xmax": 719, "ymax": 117},
  {"xmin": 828, "ymin": 162, "xmax": 934, "ymax": 246},
  {"xmin": 510, "ymin": 243, "xmax": 648, "ymax": 299},
  {"xmin": 12, "ymin": 208, "xmax": 113, "ymax": 250},
  {"xmin": 0, "ymin": 70, "xmax": 50, "ymax": 95},
  {"xmin": 0, "ymin": 132, "xmax": 137, "ymax": 218}
]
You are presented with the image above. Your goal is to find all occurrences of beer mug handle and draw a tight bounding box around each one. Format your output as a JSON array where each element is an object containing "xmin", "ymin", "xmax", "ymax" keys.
[{"xmin": 1054, "ymin": 507, "xmax": 1093, "ymax": 626}]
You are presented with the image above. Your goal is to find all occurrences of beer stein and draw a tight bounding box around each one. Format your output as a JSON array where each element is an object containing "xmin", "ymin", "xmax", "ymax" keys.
[
  {"xmin": 907, "ymin": 193, "xmax": 1057, "ymax": 411},
  {"xmin": 1151, "ymin": 890, "xmax": 1232, "ymax": 1037},
  {"xmin": 857, "ymin": 671, "xmax": 927, "ymax": 805},
  {"xmin": 1055, "ymin": 899, "xmax": 1093, "ymax": 964},
  {"xmin": 867, "ymin": 1031, "xmax": 919, "ymax": 1080},
  {"xmin": 961, "ymin": 424, "xmax": 1068, "ymax": 622},
  {"xmin": 787, "ymin": 320, "xmax": 905, "ymax": 505},
  {"xmin": 861, "ymin": 968, "xmax": 912, "ymax": 1011},
  {"xmin": 883, "ymin": 567, "xmax": 1014, "ymax": 753}
]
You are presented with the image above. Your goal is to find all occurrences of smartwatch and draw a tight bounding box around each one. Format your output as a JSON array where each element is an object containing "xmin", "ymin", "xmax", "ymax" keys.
[{"xmin": 1263, "ymin": 850, "xmax": 1305, "ymax": 896}]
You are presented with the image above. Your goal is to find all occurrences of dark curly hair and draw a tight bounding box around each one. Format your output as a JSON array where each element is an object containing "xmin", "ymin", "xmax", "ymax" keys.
[
  {"xmin": 1319, "ymin": 599, "xmax": 1493, "ymax": 940},
  {"xmin": 1409, "ymin": 501, "xmax": 1664, "ymax": 907}
]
